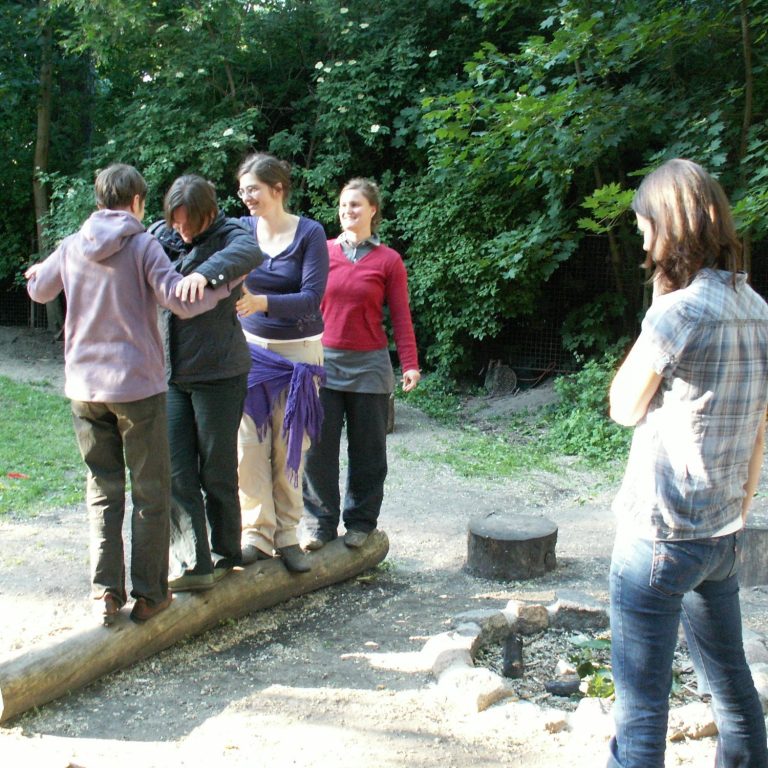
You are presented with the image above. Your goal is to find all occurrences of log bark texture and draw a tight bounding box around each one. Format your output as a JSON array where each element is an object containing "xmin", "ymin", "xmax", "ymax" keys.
[
  {"xmin": 0, "ymin": 530, "xmax": 389, "ymax": 723},
  {"xmin": 738, "ymin": 510, "xmax": 768, "ymax": 588},
  {"xmin": 466, "ymin": 513, "xmax": 557, "ymax": 581}
]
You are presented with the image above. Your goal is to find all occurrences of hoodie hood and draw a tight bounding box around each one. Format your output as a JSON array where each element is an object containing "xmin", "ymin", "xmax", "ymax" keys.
[{"xmin": 78, "ymin": 209, "xmax": 145, "ymax": 263}]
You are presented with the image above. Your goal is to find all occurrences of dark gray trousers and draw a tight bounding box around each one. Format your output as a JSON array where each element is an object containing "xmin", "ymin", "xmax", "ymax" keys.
[
  {"xmin": 167, "ymin": 374, "xmax": 247, "ymax": 575},
  {"xmin": 303, "ymin": 388, "xmax": 389, "ymax": 537},
  {"xmin": 71, "ymin": 393, "xmax": 170, "ymax": 606}
]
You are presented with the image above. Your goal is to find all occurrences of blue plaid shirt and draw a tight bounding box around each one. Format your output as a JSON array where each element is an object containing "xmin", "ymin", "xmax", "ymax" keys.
[{"xmin": 613, "ymin": 269, "xmax": 768, "ymax": 540}]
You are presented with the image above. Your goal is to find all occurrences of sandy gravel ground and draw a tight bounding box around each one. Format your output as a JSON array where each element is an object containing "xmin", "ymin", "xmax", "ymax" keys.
[{"xmin": 1, "ymin": 326, "xmax": 767, "ymax": 767}]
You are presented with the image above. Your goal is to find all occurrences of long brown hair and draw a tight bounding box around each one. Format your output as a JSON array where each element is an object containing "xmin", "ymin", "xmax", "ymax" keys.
[{"xmin": 631, "ymin": 158, "xmax": 742, "ymax": 293}]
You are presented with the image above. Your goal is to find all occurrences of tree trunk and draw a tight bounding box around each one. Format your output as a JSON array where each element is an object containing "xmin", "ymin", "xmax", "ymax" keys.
[
  {"xmin": 739, "ymin": 0, "xmax": 754, "ymax": 274},
  {"xmin": 0, "ymin": 531, "xmax": 389, "ymax": 723},
  {"xmin": 32, "ymin": 4, "xmax": 63, "ymax": 333}
]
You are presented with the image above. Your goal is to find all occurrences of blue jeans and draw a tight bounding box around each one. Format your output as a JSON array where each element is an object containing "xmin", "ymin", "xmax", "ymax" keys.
[{"xmin": 609, "ymin": 533, "xmax": 767, "ymax": 768}]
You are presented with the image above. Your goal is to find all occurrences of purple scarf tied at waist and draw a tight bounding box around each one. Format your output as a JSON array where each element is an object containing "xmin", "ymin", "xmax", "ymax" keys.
[{"xmin": 243, "ymin": 343, "xmax": 326, "ymax": 487}]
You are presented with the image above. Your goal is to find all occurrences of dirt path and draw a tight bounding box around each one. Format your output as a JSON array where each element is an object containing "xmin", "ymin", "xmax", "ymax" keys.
[{"xmin": 1, "ymin": 326, "xmax": 766, "ymax": 767}]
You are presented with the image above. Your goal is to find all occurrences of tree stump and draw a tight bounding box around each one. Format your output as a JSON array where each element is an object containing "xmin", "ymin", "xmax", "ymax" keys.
[
  {"xmin": 466, "ymin": 512, "xmax": 557, "ymax": 581},
  {"xmin": 738, "ymin": 509, "xmax": 768, "ymax": 587}
]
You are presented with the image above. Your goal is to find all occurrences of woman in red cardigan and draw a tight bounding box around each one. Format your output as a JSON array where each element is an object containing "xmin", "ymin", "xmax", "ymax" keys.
[{"xmin": 302, "ymin": 178, "xmax": 420, "ymax": 549}]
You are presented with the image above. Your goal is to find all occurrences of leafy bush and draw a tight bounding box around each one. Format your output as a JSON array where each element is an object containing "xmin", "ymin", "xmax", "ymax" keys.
[
  {"xmin": 561, "ymin": 293, "xmax": 628, "ymax": 358},
  {"xmin": 569, "ymin": 633, "xmax": 614, "ymax": 698},
  {"xmin": 399, "ymin": 372, "xmax": 464, "ymax": 424},
  {"xmin": 543, "ymin": 345, "xmax": 631, "ymax": 465}
]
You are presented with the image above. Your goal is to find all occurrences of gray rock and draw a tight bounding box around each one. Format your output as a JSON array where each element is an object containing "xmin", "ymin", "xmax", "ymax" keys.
[
  {"xmin": 421, "ymin": 628, "xmax": 478, "ymax": 676},
  {"xmin": 503, "ymin": 600, "xmax": 549, "ymax": 634},
  {"xmin": 437, "ymin": 663, "xmax": 513, "ymax": 712},
  {"xmin": 744, "ymin": 636, "xmax": 768, "ymax": 665},
  {"xmin": 547, "ymin": 589, "xmax": 609, "ymax": 631},
  {"xmin": 667, "ymin": 701, "xmax": 717, "ymax": 741},
  {"xmin": 544, "ymin": 675, "xmax": 581, "ymax": 697},
  {"xmin": 570, "ymin": 697, "xmax": 613, "ymax": 738},
  {"xmin": 452, "ymin": 609, "xmax": 511, "ymax": 643},
  {"xmin": 484, "ymin": 362, "xmax": 517, "ymax": 395},
  {"xmin": 749, "ymin": 662, "xmax": 768, "ymax": 713}
]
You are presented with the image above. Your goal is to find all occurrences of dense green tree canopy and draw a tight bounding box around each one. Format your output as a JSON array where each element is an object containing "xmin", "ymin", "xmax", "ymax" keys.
[{"xmin": 3, "ymin": 0, "xmax": 767, "ymax": 375}]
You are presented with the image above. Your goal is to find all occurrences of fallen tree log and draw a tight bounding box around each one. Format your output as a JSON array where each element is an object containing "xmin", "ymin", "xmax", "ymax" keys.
[{"xmin": 0, "ymin": 530, "xmax": 389, "ymax": 723}]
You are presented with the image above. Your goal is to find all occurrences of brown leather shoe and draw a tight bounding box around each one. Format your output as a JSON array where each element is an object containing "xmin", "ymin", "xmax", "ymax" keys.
[
  {"xmin": 97, "ymin": 593, "xmax": 123, "ymax": 626},
  {"xmin": 130, "ymin": 594, "xmax": 172, "ymax": 624}
]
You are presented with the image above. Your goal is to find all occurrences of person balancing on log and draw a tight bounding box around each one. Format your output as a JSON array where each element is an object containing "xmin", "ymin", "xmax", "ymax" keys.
[{"xmin": 25, "ymin": 164, "xmax": 237, "ymax": 626}]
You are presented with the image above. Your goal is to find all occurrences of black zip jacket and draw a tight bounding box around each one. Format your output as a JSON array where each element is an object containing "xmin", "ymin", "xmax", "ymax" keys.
[{"xmin": 149, "ymin": 213, "xmax": 264, "ymax": 383}]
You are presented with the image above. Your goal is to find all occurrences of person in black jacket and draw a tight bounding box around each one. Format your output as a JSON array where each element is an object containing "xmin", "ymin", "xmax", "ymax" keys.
[{"xmin": 150, "ymin": 175, "xmax": 263, "ymax": 591}]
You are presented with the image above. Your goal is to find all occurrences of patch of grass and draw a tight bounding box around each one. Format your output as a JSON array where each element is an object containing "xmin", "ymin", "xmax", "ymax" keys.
[
  {"xmin": 399, "ymin": 372, "xmax": 465, "ymax": 424},
  {"xmin": 0, "ymin": 376, "xmax": 82, "ymax": 516},
  {"xmin": 540, "ymin": 347, "xmax": 632, "ymax": 466},
  {"xmin": 405, "ymin": 428, "xmax": 556, "ymax": 478}
]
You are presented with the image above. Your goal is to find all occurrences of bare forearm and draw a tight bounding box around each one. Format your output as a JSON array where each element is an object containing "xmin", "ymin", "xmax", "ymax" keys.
[{"xmin": 743, "ymin": 417, "xmax": 766, "ymax": 522}]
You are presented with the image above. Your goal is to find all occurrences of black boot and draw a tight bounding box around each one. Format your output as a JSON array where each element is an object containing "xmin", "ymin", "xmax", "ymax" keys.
[{"xmin": 277, "ymin": 545, "xmax": 311, "ymax": 573}]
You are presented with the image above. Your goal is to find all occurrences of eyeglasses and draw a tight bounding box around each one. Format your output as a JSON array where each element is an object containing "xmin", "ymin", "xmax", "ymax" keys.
[{"xmin": 237, "ymin": 186, "xmax": 259, "ymax": 200}]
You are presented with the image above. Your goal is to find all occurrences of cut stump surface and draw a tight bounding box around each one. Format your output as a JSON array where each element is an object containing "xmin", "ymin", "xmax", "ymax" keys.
[{"xmin": 466, "ymin": 512, "xmax": 557, "ymax": 581}]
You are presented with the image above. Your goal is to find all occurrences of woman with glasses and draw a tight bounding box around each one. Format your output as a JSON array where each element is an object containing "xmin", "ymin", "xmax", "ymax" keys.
[{"xmin": 234, "ymin": 153, "xmax": 328, "ymax": 573}]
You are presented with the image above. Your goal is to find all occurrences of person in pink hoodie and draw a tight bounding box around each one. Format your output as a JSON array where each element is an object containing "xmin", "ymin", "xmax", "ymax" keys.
[{"xmin": 26, "ymin": 164, "xmax": 234, "ymax": 626}]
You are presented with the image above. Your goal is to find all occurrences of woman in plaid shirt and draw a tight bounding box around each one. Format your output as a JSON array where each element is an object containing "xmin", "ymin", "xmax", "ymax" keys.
[{"xmin": 607, "ymin": 159, "xmax": 768, "ymax": 768}]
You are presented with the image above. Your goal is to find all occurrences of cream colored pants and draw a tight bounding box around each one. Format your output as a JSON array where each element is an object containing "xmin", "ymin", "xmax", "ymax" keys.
[{"xmin": 238, "ymin": 338, "xmax": 323, "ymax": 554}]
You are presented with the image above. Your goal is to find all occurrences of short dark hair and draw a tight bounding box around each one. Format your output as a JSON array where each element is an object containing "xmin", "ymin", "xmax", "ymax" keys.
[
  {"xmin": 94, "ymin": 164, "xmax": 147, "ymax": 209},
  {"xmin": 163, "ymin": 175, "xmax": 218, "ymax": 234},
  {"xmin": 237, "ymin": 153, "xmax": 292, "ymax": 201},
  {"xmin": 342, "ymin": 177, "xmax": 383, "ymax": 231}
]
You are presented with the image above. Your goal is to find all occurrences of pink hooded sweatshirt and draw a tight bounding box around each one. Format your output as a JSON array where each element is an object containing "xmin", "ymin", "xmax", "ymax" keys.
[{"xmin": 27, "ymin": 209, "xmax": 231, "ymax": 402}]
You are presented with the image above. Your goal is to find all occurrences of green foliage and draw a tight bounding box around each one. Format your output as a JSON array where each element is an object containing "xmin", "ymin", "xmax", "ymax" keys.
[
  {"xmin": 428, "ymin": 428, "xmax": 556, "ymax": 479},
  {"xmin": 0, "ymin": 1, "xmax": 51, "ymax": 275},
  {"xmin": 733, "ymin": 125, "xmax": 768, "ymax": 240},
  {"xmin": 561, "ymin": 295, "xmax": 628, "ymax": 357},
  {"xmin": 578, "ymin": 184, "xmax": 635, "ymax": 235},
  {"xmin": 400, "ymin": 373, "xmax": 464, "ymax": 424},
  {"xmin": 5, "ymin": 0, "xmax": 768, "ymax": 378},
  {"xmin": 37, "ymin": 172, "xmax": 94, "ymax": 252},
  {"xmin": 568, "ymin": 633, "xmax": 614, "ymax": 698},
  {"xmin": 0, "ymin": 377, "xmax": 82, "ymax": 516},
  {"xmin": 544, "ymin": 346, "xmax": 631, "ymax": 464}
]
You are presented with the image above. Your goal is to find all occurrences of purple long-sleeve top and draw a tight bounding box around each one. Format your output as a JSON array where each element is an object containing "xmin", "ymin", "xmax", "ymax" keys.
[{"xmin": 238, "ymin": 216, "xmax": 329, "ymax": 340}]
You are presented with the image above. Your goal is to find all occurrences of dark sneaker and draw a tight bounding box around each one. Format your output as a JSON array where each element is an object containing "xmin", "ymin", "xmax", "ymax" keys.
[
  {"xmin": 303, "ymin": 535, "xmax": 330, "ymax": 551},
  {"xmin": 212, "ymin": 565, "xmax": 232, "ymax": 583},
  {"xmin": 343, "ymin": 529, "xmax": 370, "ymax": 548},
  {"xmin": 241, "ymin": 544, "xmax": 272, "ymax": 565},
  {"xmin": 130, "ymin": 594, "xmax": 172, "ymax": 623},
  {"xmin": 168, "ymin": 572, "xmax": 215, "ymax": 592},
  {"xmin": 277, "ymin": 544, "xmax": 311, "ymax": 573}
]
